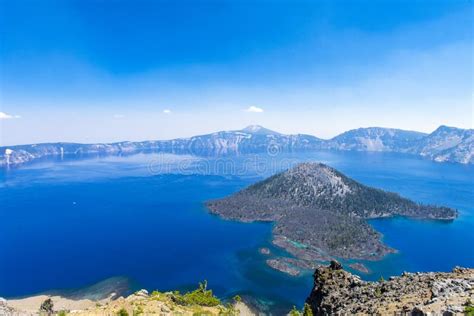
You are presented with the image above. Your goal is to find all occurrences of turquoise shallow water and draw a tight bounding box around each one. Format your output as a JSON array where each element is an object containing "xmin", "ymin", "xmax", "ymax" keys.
[{"xmin": 0, "ymin": 151, "xmax": 473, "ymax": 312}]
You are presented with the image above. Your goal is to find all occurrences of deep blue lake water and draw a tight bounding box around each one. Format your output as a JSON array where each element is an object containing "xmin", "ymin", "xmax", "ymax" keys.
[{"xmin": 1, "ymin": 151, "xmax": 473, "ymax": 312}]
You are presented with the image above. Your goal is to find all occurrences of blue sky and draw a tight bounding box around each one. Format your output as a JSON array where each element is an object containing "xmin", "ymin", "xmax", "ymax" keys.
[{"xmin": 0, "ymin": 0, "xmax": 472, "ymax": 145}]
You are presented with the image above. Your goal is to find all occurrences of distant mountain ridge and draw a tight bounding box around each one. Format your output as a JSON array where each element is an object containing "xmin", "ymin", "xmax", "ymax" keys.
[
  {"xmin": 407, "ymin": 125, "xmax": 474, "ymax": 164},
  {"xmin": 1, "ymin": 125, "xmax": 473, "ymax": 166},
  {"xmin": 326, "ymin": 127, "xmax": 427, "ymax": 152}
]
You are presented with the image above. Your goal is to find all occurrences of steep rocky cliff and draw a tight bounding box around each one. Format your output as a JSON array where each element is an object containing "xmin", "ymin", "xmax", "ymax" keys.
[{"xmin": 306, "ymin": 261, "xmax": 474, "ymax": 315}]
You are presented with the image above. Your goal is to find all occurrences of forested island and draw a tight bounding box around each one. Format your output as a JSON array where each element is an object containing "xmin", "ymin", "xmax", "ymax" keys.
[{"xmin": 207, "ymin": 163, "xmax": 457, "ymax": 273}]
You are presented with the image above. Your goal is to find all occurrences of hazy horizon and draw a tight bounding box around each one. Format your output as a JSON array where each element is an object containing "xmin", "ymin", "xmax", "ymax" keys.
[{"xmin": 1, "ymin": 0, "xmax": 472, "ymax": 146}]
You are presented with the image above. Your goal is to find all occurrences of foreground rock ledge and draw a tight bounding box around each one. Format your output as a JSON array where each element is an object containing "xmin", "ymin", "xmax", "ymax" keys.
[
  {"xmin": 0, "ymin": 289, "xmax": 254, "ymax": 316},
  {"xmin": 306, "ymin": 261, "xmax": 474, "ymax": 315}
]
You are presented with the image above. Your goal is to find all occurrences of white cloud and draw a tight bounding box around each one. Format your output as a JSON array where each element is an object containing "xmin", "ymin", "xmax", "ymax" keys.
[
  {"xmin": 113, "ymin": 114, "xmax": 125, "ymax": 119},
  {"xmin": 245, "ymin": 106, "xmax": 264, "ymax": 113},
  {"xmin": 163, "ymin": 109, "xmax": 172, "ymax": 114},
  {"xmin": 0, "ymin": 112, "xmax": 21, "ymax": 120}
]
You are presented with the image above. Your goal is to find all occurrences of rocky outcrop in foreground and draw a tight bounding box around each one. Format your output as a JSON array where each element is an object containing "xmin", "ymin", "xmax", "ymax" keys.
[
  {"xmin": 1, "ymin": 287, "xmax": 252, "ymax": 316},
  {"xmin": 2, "ymin": 265, "xmax": 473, "ymax": 315},
  {"xmin": 306, "ymin": 261, "xmax": 474, "ymax": 315}
]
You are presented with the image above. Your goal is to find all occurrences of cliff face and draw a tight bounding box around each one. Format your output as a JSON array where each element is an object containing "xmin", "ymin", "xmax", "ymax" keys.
[{"xmin": 306, "ymin": 261, "xmax": 474, "ymax": 315}]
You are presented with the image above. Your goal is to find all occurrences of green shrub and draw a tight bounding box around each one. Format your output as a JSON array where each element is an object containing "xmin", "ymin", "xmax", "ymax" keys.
[
  {"xmin": 133, "ymin": 306, "xmax": 144, "ymax": 316},
  {"xmin": 465, "ymin": 299, "xmax": 474, "ymax": 316},
  {"xmin": 374, "ymin": 287, "xmax": 382, "ymax": 298},
  {"xmin": 192, "ymin": 310, "xmax": 212, "ymax": 316},
  {"xmin": 289, "ymin": 305, "xmax": 301, "ymax": 316},
  {"xmin": 172, "ymin": 280, "xmax": 221, "ymax": 307},
  {"xmin": 117, "ymin": 308, "xmax": 129, "ymax": 316},
  {"xmin": 150, "ymin": 290, "xmax": 167, "ymax": 301},
  {"xmin": 39, "ymin": 298, "xmax": 54, "ymax": 315},
  {"xmin": 217, "ymin": 304, "xmax": 238, "ymax": 316},
  {"xmin": 465, "ymin": 306, "xmax": 474, "ymax": 316},
  {"xmin": 57, "ymin": 311, "xmax": 67, "ymax": 316},
  {"xmin": 303, "ymin": 303, "xmax": 313, "ymax": 316},
  {"xmin": 233, "ymin": 295, "xmax": 241, "ymax": 303}
]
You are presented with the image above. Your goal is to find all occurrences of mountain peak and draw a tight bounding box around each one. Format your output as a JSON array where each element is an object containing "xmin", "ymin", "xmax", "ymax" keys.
[
  {"xmin": 283, "ymin": 162, "xmax": 338, "ymax": 182},
  {"xmin": 241, "ymin": 125, "xmax": 280, "ymax": 135},
  {"xmin": 245, "ymin": 162, "xmax": 456, "ymax": 220},
  {"xmin": 432, "ymin": 125, "xmax": 461, "ymax": 133},
  {"xmin": 250, "ymin": 162, "xmax": 353, "ymax": 199}
]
